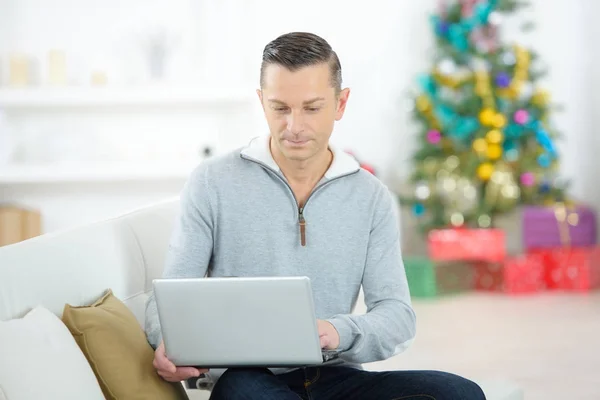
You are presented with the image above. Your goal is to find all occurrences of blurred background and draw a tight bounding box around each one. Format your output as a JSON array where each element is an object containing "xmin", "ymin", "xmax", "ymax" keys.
[
  {"xmin": 1, "ymin": 1, "xmax": 600, "ymax": 399},
  {"xmin": 0, "ymin": 0, "xmax": 599, "ymax": 232}
]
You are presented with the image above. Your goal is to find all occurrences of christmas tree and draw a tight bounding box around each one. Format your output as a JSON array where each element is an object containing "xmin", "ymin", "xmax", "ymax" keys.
[{"xmin": 402, "ymin": 0, "xmax": 565, "ymax": 233}]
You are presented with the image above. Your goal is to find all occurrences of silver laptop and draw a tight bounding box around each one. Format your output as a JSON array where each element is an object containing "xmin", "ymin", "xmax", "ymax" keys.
[{"xmin": 153, "ymin": 276, "xmax": 340, "ymax": 368}]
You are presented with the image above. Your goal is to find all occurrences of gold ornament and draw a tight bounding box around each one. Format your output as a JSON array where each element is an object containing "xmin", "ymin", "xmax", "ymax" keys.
[
  {"xmin": 416, "ymin": 95, "xmax": 431, "ymax": 112},
  {"xmin": 455, "ymin": 178, "xmax": 479, "ymax": 214},
  {"xmin": 444, "ymin": 155, "xmax": 460, "ymax": 171},
  {"xmin": 532, "ymin": 89, "xmax": 550, "ymax": 106},
  {"xmin": 478, "ymin": 214, "xmax": 492, "ymax": 228},
  {"xmin": 486, "ymin": 144, "xmax": 503, "ymax": 160},
  {"xmin": 484, "ymin": 162, "xmax": 520, "ymax": 211},
  {"xmin": 479, "ymin": 108, "xmax": 496, "ymax": 126},
  {"xmin": 486, "ymin": 129, "xmax": 504, "ymax": 144},
  {"xmin": 441, "ymin": 138, "xmax": 454, "ymax": 152},
  {"xmin": 422, "ymin": 157, "xmax": 439, "ymax": 177},
  {"xmin": 473, "ymin": 138, "xmax": 488, "ymax": 154},
  {"xmin": 492, "ymin": 113, "xmax": 507, "ymax": 129},
  {"xmin": 450, "ymin": 212, "xmax": 465, "ymax": 227},
  {"xmin": 477, "ymin": 163, "xmax": 494, "ymax": 181}
]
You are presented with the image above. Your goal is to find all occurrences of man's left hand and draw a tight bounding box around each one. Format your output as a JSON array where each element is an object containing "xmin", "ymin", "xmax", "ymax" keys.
[{"xmin": 317, "ymin": 319, "xmax": 340, "ymax": 350}]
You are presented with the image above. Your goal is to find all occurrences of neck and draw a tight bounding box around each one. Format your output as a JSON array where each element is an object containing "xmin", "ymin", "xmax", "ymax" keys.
[{"xmin": 270, "ymin": 137, "xmax": 333, "ymax": 187}]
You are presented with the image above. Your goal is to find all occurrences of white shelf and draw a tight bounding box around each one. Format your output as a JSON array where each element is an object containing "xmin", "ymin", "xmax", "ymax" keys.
[
  {"xmin": 0, "ymin": 86, "xmax": 256, "ymax": 109},
  {"xmin": 0, "ymin": 163, "xmax": 200, "ymax": 184}
]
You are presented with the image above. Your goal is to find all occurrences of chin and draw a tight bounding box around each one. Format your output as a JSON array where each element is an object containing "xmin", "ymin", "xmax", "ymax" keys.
[{"xmin": 282, "ymin": 149, "xmax": 313, "ymax": 162}]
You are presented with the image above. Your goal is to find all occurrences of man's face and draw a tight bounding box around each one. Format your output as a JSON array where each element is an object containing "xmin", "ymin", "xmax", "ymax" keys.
[{"xmin": 258, "ymin": 63, "xmax": 350, "ymax": 162}]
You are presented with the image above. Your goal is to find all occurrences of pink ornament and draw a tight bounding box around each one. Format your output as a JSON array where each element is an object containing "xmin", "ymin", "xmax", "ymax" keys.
[
  {"xmin": 427, "ymin": 130, "xmax": 442, "ymax": 144},
  {"xmin": 460, "ymin": 0, "xmax": 478, "ymax": 17},
  {"xmin": 514, "ymin": 109, "xmax": 530, "ymax": 125},
  {"xmin": 520, "ymin": 172, "xmax": 535, "ymax": 187}
]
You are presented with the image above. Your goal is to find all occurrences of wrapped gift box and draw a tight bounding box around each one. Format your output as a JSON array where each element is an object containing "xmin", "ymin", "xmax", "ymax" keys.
[
  {"xmin": 532, "ymin": 247, "xmax": 600, "ymax": 292},
  {"xmin": 474, "ymin": 253, "xmax": 547, "ymax": 294},
  {"xmin": 404, "ymin": 256, "xmax": 474, "ymax": 298},
  {"xmin": 399, "ymin": 206, "xmax": 428, "ymax": 256},
  {"xmin": 428, "ymin": 228, "xmax": 505, "ymax": 262},
  {"xmin": 0, "ymin": 205, "xmax": 42, "ymax": 247},
  {"xmin": 523, "ymin": 205, "xmax": 597, "ymax": 250}
]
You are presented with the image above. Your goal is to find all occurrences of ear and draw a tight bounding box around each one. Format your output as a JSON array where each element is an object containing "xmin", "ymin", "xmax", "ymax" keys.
[
  {"xmin": 335, "ymin": 88, "xmax": 351, "ymax": 121},
  {"xmin": 256, "ymin": 89, "xmax": 264, "ymax": 110}
]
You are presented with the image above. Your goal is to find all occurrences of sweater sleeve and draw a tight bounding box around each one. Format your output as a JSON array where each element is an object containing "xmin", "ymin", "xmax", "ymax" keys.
[
  {"xmin": 145, "ymin": 165, "xmax": 215, "ymax": 349},
  {"xmin": 327, "ymin": 187, "xmax": 416, "ymax": 364}
]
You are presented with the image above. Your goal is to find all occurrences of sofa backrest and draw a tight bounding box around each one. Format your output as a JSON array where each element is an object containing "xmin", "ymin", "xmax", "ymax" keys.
[{"xmin": 0, "ymin": 198, "xmax": 180, "ymax": 327}]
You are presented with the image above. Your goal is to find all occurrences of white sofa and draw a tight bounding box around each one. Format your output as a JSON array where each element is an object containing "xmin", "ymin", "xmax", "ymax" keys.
[{"xmin": 0, "ymin": 198, "xmax": 523, "ymax": 400}]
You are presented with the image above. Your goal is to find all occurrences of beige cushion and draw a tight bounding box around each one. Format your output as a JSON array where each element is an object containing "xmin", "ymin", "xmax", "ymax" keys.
[{"xmin": 62, "ymin": 289, "xmax": 187, "ymax": 400}]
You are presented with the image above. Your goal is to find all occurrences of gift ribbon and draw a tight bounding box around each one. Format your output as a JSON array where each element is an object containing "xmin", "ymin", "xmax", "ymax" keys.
[{"xmin": 553, "ymin": 202, "xmax": 579, "ymax": 247}]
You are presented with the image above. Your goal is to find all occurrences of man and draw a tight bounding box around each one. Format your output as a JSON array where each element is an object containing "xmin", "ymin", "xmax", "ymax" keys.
[{"xmin": 146, "ymin": 32, "xmax": 486, "ymax": 400}]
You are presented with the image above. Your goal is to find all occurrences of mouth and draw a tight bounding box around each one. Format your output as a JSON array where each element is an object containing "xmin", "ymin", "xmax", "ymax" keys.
[{"xmin": 283, "ymin": 138, "xmax": 310, "ymax": 146}]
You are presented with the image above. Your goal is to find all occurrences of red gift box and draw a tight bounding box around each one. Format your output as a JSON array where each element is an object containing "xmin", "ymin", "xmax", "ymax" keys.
[
  {"xmin": 428, "ymin": 228, "xmax": 505, "ymax": 262},
  {"xmin": 474, "ymin": 253, "xmax": 547, "ymax": 294},
  {"xmin": 532, "ymin": 247, "xmax": 600, "ymax": 291}
]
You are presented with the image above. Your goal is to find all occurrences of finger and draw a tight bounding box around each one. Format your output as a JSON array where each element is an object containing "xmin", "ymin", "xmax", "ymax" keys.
[
  {"xmin": 320, "ymin": 335, "xmax": 330, "ymax": 349},
  {"xmin": 157, "ymin": 369, "xmax": 198, "ymax": 382},
  {"xmin": 157, "ymin": 370, "xmax": 179, "ymax": 382},
  {"xmin": 155, "ymin": 351, "xmax": 177, "ymax": 374},
  {"xmin": 177, "ymin": 367, "xmax": 201, "ymax": 378}
]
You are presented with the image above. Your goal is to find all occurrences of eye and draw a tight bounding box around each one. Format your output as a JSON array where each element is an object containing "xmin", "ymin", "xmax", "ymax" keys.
[
  {"xmin": 306, "ymin": 107, "xmax": 321, "ymax": 112},
  {"xmin": 273, "ymin": 107, "xmax": 289, "ymax": 113}
]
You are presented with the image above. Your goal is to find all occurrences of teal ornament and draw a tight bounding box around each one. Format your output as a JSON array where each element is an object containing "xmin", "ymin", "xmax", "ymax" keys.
[
  {"xmin": 504, "ymin": 123, "xmax": 524, "ymax": 139},
  {"xmin": 434, "ymin": 104, "xmax": 479, "ymax": 141},
  {"xmin": 413, "ymin": 203, "xmax": 426, "ymax": 217},
  {"xmin": 503, "ymin": 140, "xmax": 520, "ymax": 162},
  {"xmin": 505, "ymin": 149, "xmax": 519, "ymax": 162},
  {"xmin": 434, "ymin": 104, "xmax": 455, "ymax": 129},
  {"xmin": 475, "ymin": 2, "xmax": 493, "ymax": 24},
  {"xmin": 449, "ymin": 24, "xmax": 468, "ymax": 52},
  {"xmin": 454, "ymin": 117, "xmax": 479, "ymax": 138},
  {"xmin": 418, "ymin": 74, "xmax": 437, "ymax": 96},
  {"xmin": 462, "ymin": 17, "xmax": 477, "ymax": 31},
  {"xmin": 538, "ymin": 153, "xmax": 552, "ymax": 168}
]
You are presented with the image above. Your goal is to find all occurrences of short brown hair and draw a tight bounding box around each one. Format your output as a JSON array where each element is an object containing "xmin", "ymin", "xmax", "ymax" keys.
[{"xmin": 260, "ymin": 32, "xmax": 342, "ymax": 92}]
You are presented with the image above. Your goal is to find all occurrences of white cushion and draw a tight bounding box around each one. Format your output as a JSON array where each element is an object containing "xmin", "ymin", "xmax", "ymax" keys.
[{"xmin": 0, "ymin": 306, "xmax": 105, "ymax": 400}]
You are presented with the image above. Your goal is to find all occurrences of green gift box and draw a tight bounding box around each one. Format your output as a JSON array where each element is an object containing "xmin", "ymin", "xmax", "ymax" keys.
[{"xmin": 404, "ymin": 257, "xmax": 474, "ymax": 298}]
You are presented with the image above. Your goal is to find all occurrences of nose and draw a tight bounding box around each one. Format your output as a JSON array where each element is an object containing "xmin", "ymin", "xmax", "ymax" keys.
[{"xmin": 286, "ymin": 111, "xmax": 304, "ymax": 135}]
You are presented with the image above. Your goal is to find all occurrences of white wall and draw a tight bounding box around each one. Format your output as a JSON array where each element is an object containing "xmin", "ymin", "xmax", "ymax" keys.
[{"xmin": 0, "ymin": 0, "xmax": 598, "ymax": 233}]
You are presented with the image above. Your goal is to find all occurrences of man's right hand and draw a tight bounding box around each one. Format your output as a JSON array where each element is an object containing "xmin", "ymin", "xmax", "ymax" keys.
[{"xmin": 153, "ymin": 341, "xmax": 209, "ymax": 382}]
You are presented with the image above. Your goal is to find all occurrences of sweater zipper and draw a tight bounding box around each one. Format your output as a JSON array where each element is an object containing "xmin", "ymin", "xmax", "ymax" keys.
[{"xmin": 240, "ymin": 155, "xmax": 359, "ymax": 247}]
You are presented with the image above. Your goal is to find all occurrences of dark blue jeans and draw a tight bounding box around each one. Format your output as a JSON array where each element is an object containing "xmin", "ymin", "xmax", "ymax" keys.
[{"xmin": 209, "ymin": 366, "xmax": 486, "ymax": 400}]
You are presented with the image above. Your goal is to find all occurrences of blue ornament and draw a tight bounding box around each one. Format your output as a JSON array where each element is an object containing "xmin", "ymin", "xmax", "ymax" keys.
[
  {"xmin": 495, "ymin": 72, "xmax": 511, "ymax": 88},
  {"xmin": 538, "ymin": 153, "xmax": 552, "ymax": 168},
  {"xmin": 539, "ymin": 181, "xmax": 551, "ymax": 193},
  {"xmin": 438, "ymin": 21, "xmax": 450, "ymax": 36},
  {"xmin": 413, "ymin": 203, "xmax": 426, "ymax": 217},
  {"xmin": 535, "ymin": 128, "xmax": 557, "ymax": 157}
]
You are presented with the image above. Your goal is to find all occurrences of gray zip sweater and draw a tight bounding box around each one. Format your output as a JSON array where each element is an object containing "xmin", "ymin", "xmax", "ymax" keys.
[{"xmin": 145, "ymin": 135, "xmax": 416, "ymax": 380}]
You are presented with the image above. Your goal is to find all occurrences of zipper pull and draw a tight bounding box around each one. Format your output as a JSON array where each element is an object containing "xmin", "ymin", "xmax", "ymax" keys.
[{"xmin": 298, "ymin": 207, "xmax": 306, "ymax": 247}]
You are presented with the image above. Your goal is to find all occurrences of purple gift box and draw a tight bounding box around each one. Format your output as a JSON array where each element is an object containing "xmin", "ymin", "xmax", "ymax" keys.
[{"xmin": 523, "ymin": 205, "xmax": 597, "ymax": 249}]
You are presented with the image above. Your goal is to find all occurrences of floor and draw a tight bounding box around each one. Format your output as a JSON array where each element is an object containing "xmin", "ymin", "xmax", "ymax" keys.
[{"xmin": 362, "ymin": 291, "xmax": 600, "ymax": 400}]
